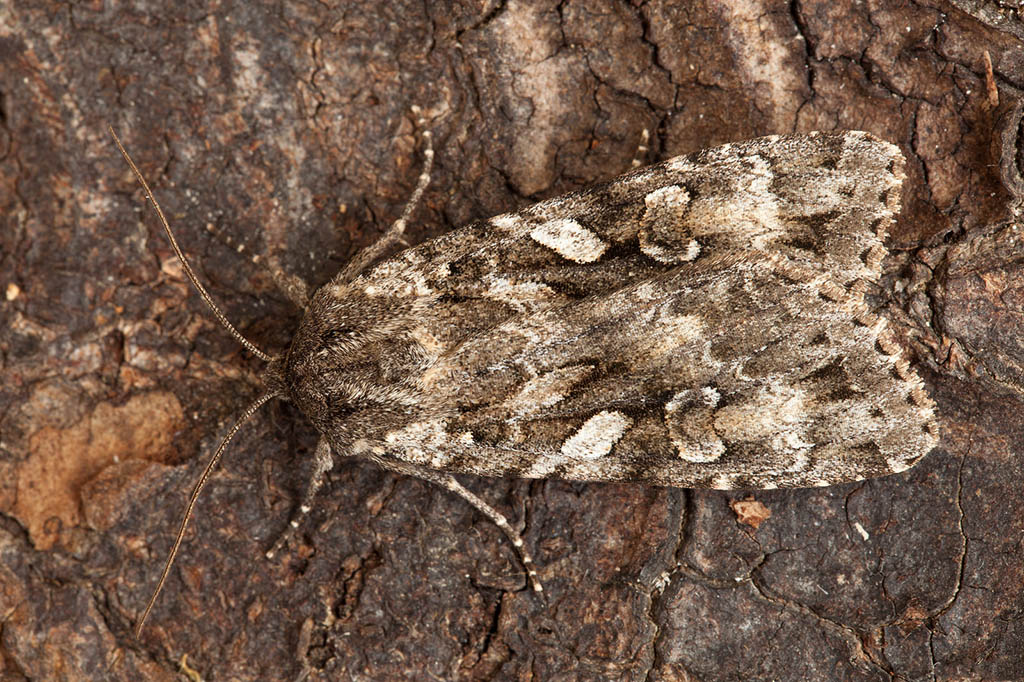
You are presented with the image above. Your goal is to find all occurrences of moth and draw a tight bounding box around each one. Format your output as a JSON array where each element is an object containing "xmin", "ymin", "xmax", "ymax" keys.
[{"xmin": 111, "ymin": 120, "xmax": 938, "ymax": 637}]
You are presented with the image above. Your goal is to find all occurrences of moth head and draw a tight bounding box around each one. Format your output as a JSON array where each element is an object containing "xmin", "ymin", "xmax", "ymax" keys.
[
  {"xmin": 288, "ymin": 286, "xmax": 396, "ymax": 360},
  {"xmin": 260, "ymin": 356, "xmax": 289, "ymax": 398},
  {"xmin": 275, "ymin": 284, "xmax": 428, "ymax": 435}
]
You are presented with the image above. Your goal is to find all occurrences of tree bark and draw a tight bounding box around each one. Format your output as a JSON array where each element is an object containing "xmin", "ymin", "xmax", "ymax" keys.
[{"xmin": 0, "ymin": 1, "xmax": 1022, "ymax": 680}]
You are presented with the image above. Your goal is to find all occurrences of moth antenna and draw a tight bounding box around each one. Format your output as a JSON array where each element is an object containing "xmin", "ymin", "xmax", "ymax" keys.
[
  {"xmin": 135, "ymin": 390, "xmax": 280, "ymax": 638},
  {"xmin": 109, "ymin": 127, "xmax": 273, "ymax": 363}
]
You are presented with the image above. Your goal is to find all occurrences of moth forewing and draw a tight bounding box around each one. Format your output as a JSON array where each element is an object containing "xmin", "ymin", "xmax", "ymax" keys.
[{"xmin": 320, "ymin": 130, "xmax": 937, "ymax": 490}]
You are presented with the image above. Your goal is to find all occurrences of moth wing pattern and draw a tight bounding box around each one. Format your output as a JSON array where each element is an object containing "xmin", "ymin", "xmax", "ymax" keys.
[{"xmin": 295, "ymin": 131, "xmax": 938, "ymax": 490}]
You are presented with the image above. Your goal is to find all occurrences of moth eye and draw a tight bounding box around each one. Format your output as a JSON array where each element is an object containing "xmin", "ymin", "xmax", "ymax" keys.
[
  {"xmin": 321, "ymin": 327, "xmax": 356, "ymax": 346},
  {"xmin": 327, "ymin": 402, "xmax": 358, "ymax": 420}
]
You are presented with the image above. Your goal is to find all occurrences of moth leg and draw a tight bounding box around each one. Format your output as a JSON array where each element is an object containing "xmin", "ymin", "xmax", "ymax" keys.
[
  {"xmin": 377, "ymin": 459, "xmax": 544, "ymax": 594},
  {"xmin": 266, "ymin": 436, "xmax": 334, "ymax": 559},
  {"xmin": 339, "ymin": 106, "xmax": 434, "ymax": 283},
  {"xmin": 630, "ymin": 128, "xmax": 651, "ymax": 169},
  {"xmin": 263, "ymin": 265, "xmax": 310, "ymax": 309},
  {"xmin": 438, "ymin": 475, "xmax": 544, "ymax": 594},
  {"xmin": 201, "ymin": 223, "xmax": 310, "ymax": 308}
]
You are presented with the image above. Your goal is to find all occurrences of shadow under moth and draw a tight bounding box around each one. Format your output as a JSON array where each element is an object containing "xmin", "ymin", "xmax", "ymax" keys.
[{"xmin": 111, "ymin": 121, "xmax": 939, "ymax": 637}]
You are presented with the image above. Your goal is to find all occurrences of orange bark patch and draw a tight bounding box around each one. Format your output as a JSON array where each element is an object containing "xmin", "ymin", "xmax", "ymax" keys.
[{"xmin": 12, "ymin": 392, "xmax": 183, "ymax": 550}]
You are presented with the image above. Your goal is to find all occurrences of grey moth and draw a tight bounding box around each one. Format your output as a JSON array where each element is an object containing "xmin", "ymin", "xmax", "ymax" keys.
[{"xmin": 112, "ymin": 123, "xmax": 938, "ymax": 636}]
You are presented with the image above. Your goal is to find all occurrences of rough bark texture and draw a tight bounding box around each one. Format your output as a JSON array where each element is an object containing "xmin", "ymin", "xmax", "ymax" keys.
[{"xmin": 1, "ymin": 1, "xmax": 1022, "ymax": 680}]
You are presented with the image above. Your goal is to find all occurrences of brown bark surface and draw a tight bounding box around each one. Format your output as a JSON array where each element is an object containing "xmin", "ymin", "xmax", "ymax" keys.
[{"xmin": 1, "ymin": 1, "xmax": 1022, "ymax": 680}]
